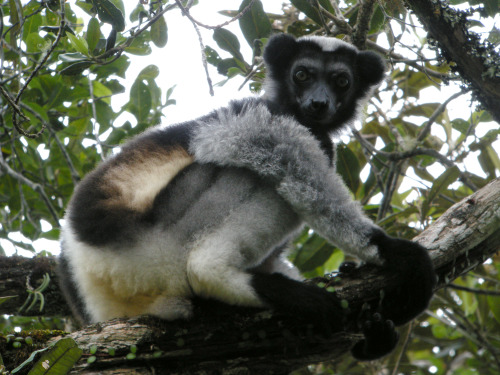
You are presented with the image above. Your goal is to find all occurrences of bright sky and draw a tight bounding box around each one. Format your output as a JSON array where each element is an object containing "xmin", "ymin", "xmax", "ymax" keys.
[{"xmin": 117, "ymin": 1, "xmax": 283, "ymax": 125}]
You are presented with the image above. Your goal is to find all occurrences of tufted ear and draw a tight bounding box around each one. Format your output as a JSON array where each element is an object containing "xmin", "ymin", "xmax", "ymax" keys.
[
  {"xmin": 357, "ymin": 50, "xmax": 387, "ymax": 87},
  {"xmin": 263, "ymin": 34, "xmax": 299, "ymax": 77}
]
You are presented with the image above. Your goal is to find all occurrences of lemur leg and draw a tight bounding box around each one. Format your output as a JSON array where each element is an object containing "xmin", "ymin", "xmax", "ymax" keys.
[
  {"xmin": 146, "ymin": 295, "xmax": 193, "ymax": 320},
  {"xmin": 187, "ymin": 231, "xmax": 265, "ymax": 307},
  {"xmin": 250, "ymin": 242, "xmax": 302, "ymax": 281}
]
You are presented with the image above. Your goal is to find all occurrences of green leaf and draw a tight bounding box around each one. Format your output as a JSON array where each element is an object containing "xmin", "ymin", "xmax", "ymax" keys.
[
  {"xmin": 59, "ymin": 52, "xmax": 89, "ymax": 62},
  {"xmin": 290, "ymin": 0, "xmax": 324, "ymax": 24},
  {"xmin": 86, "ymin": 17, "xmax": 101, "ymax": 53},
  {"xmin": 26, "ymin": 33, "xmax": 49, "ymax": 53},
  {"xmin": 422, "ymin": 166, "xmax": 460, "ymax": 217},
  {"xmin": 126, "ymin": 31, "xmax": 152, "ymax": 55},
  {"xmin": 451, "ymin": 118, "xmax": 470, "ymax": 134},
  {"xmin": 369, "ymin": 5, "xmax": 386, "ymax": 34},
  {"xmin": 213, "ymin": 28, "xmax": 244, "ymax": 61},
  {"xmin": 130, "ymin": 4, "xmax": 147, "ymax": 22},
  {"xmin": 23, "ymin": 12, "xmax": 42, "ymax": 35},
  {"xmin": 216, "ymin": 58, "xmax": 240, "ymax": 76},
  {"xmin": 294, "ymin": 233, "xmax": 336, "ymax": 272},
  {"xmin": 488, "ymin": 294, "xmax": 500, "ymax": 325},
  {"xmin": 238, "ymin": 0, "xmax": 272, "ymax": 47},
  {"xmin": 19, "ymin": 338, "xmax": 82, "ymax": 375},
  {"xmin": 94, "ymin": 54, "xmax": 130, "ymax": 78},
  {"xmin": 478, "ymin": 145, "xmax": 500, "ymax": 177},
  {"xmin": 67, "ymin": 33, "xmax": 89, "ymax": 55},
  {"xmin": 482, "ymin": 0, "xmax": 499, "ymax": 17},
  {"xmin": 0, "ymin": 295, "xmax": 17, "ymax": 305},
  {"xmin": 60, "ymin": 61, "xmax": 93, "ymax": 75},
  {"xmin": 76, "ymin": 0, "xmax": 94, "ymax": 15},
  {"xmin": 336, "ymin": 143, "xmax": 361, "ymax": 193},
  {"xmin": 138, "ymin": 65, "xmax": 160, "ymax": 81},
  {"xmin": 204, "ymin": 46, "xmax": 222, "ymax": 66},
  {"xmin": 129, "ymin": 80, "xmax": 152, "ymax": 123},
  {"xmin": 92, "ymin": 80, "xmax": 113, "ymax": 103},
  {"xmin": 151, "ymin": 15, "xmax": 168, "ymax": 48},
  {"xmin": 91, "ymin": 0, "xmax": 125, "ymax": 31}
]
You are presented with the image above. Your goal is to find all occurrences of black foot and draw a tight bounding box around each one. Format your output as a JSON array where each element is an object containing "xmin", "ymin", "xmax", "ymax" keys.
[
  {"xmin": 351, "ymin": 313, "xmax": 399, "ymax": 361},
  {"xmin": 251, "ymin": 273, "xmax": 346, "ymax": 337}
]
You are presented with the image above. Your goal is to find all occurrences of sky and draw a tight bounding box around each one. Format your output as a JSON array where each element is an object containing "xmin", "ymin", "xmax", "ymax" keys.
[{"xmin": 115, "ymin": 1, "xmax": 282, "ymax": 125}]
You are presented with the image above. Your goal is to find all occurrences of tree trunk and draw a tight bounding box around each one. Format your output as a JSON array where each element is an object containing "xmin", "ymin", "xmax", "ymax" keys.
[
  {"xmin": 406, "ymin": 0, "xmax": 500, "ymax": 122},
  {"xmin": 1, "ymin": 177, "xmax": 499, "ymax": 374}
]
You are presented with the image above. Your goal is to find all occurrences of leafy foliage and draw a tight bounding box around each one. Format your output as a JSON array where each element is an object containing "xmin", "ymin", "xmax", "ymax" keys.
[{"xmin": 0, "ymin": 0, "xmax": 499, "ymax": 374}]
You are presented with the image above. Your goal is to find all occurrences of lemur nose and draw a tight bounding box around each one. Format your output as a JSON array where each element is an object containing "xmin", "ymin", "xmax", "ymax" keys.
[{"xmin": 309, "ymin": 100, "xmax": 328, "ymax": 112}]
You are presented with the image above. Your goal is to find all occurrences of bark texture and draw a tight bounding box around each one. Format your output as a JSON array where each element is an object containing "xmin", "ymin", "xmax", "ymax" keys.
[{"xmin": 406, "ymin": 0, "xmax": 500, "ymax": 122}]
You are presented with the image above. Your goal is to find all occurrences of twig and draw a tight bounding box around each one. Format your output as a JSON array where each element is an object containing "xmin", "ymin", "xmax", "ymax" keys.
[
  {"xmin": 417, "ymin": 91, "xmax": 464, "ymax": 143},
  {"xmin": 447, "ymin": 284, "xmax": 500, "ymax": 296},
  {"xmin": 319, "ymin": 8, "xmax": 353, "ymax": 35},
  {"xmin": 11, "ymin": 0, "xmax": 66, "ymax": 138},
  {"xmin": 173, "ymin": 0, "xmax": 257, "ymax": 30},
  {"xmin": 366, "ymin": 40, "xmax": 452, "ymax": 80},
  {"xmin": 313, "ymin": 0, "xmax": 332, "ymax": 35},
  {"xmin": 176, "ymin": 2, "xmax": 214, "ymax": 96},
  {"xmin": 436, "ymin": 294, "xmax": 500, "ymax": 370},
  {"xmin": 0, "ymin": 84, "xmax": 28, "ymax": 121},
  {"xmin": 390, "ymin": 321, "xmax": 414, "ymax": 375},
  {"xmin": 19, "ymin": 102, "xmax": 81, "ymax": 185},
  {"xmin": 88, "ymin": 77, "xmax": 106, "ymax": 159},
  {"xmin": 0, "ymin": 150, "xmax": 60, "ymax": 225},
  {"xmin": 352, "ymin": 129, "xmax": 478, "ymax": 191},
  {"xmin": 14, "ymin": 0, "xmax": 65, "ymax": 104},
  {"xmin": 94, "ymin": 3, "xmax": 178, "ymax": 61}
]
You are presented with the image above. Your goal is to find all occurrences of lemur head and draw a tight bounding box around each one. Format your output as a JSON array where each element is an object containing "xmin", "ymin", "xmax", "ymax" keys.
[{"xmin": 263, "ymin": 34, "xmax": 386, "ymax": 135}]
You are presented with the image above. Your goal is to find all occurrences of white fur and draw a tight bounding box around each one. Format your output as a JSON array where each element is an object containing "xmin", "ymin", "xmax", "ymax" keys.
[
  {"xmin": 62, "ymin": 225, "xmax": 194, "ymax": 322},
  {"xmin": 298, "ymin": 36, "xmax": 353, "ymax": 52},
  {"xmin": 104, "ymin": 149, "xmax": 193, "ymax": 213}
]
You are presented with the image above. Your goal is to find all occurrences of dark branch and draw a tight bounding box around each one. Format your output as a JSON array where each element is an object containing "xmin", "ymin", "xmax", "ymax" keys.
[{"xmin": 405, "ymin": 0, "xmax": 500, "ymax": 122}]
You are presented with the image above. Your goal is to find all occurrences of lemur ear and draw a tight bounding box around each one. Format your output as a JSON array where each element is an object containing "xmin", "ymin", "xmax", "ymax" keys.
[
  {"xmin": 357, "ymin": 50, "xmax": 387, "ymax": 87},
  {"xmin": 263, "ymin": 34, "xmax": 299, "ymax": 75}
]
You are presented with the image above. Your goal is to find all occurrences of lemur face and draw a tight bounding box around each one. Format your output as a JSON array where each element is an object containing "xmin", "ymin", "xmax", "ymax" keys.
[{"xmin": 263, "ymin": 34, "xmax": 386, "ymax": 134}]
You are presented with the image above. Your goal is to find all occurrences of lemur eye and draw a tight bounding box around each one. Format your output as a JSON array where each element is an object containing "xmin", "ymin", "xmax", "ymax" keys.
[
  {"xmin": 294, "ymin": 70, "xmax": 309, "ymax": 82},
  {"xmin": 336, "ymin": 75, "xmax": 349, "ymax": 88}
]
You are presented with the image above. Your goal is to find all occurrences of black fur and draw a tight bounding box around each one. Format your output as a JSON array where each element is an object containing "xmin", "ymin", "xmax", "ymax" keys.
[
  {"xmin": 57, "ymin": 251, "xmax": 91, "ymax": 324},
  {"xmin": 370, "ymin": 229, "xmax": 437, "ymax": 325},
  {"xmin": 263, "ymin": 34, "xmax": 386, "ymax": 160}
]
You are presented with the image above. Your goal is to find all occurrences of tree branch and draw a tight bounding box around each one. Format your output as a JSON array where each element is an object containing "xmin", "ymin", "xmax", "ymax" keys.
[
  {"xmin": 352, "ymin": 0, "xmax": 377, "ymax": 49},
  {"xmin": 1, "ymin": 178, "xmax": 499, "ymax": 373},
  {"xmin": 405, "ymin": 0, "xmax": 500, "ymax": 122},
  {"xmin": 0, "ymin": 151, "xmax": 60, "ymax": 225}
]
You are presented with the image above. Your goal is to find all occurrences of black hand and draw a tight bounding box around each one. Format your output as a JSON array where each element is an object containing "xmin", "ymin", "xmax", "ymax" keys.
[
  {"xmin": 371, "ymin": 230, "xmax": 437, "ymax": 325},
  {"xmin": 351, "ymin": 313, "xmax": 399, "ymax": 360}
]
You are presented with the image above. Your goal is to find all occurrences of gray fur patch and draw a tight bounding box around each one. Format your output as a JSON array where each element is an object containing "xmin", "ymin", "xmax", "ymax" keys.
[{"xmin": 190, "ymin": 102, "xmax": 383, "ymax": 264}]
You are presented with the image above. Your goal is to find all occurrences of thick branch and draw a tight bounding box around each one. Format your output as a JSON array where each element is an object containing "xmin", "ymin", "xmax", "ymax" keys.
[
  {"xmin": 405, "ymin": 0, "xmax": 500, "ymax": 122},
  {"xmin": 352, "ymin": 0, "xmax": 377, "ymax": 49},
  {"xmin": 1, "ymin": 178, "xmax": 499, "ymax": 373}
]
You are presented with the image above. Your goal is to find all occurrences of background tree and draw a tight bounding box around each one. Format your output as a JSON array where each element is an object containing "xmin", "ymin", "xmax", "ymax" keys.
[{"xmin": 0, "ymin": 0, "xmax": 499, "ymax": 374}]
